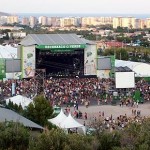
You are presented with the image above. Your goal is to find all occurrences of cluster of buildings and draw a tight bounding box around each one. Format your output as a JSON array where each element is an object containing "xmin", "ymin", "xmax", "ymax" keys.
[{"xmin": 0, "ymin": 15, "xmax": 150, "ymax": 29}]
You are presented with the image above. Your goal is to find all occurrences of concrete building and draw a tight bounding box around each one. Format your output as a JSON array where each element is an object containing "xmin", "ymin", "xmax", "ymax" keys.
[
  {"xmin": 8, "ymin": 32, "xmax": 26, "ymax": 39},
  {"xmin": 60, "ymin": 17, "xmax": 76, "ymax": 27},
  {"xmin": 97, "ymin": 17, "xmax": 113, "ymax": 25},
  {"xmin": 40, "ymin": 16, "xmax": 48, "ymax": 26},
  {"xmin": 51, "ymin": 17, "xmax": 60, "ymax": 27},
  {"xmin": 22, "ymin": 17, "xmax": 29, "ymax": 26},
  {"xmin": 122, "ymin": 17, "xmax": 136, "ymax": 29},
  {"xmin": 113, "ymin": 17, "xmax": 122, "ymax": 28},
  {"xmin": 81, "ymin": 17, "xmax": 96, "ymax": 27},
  {"xmin": 113, "ymin": 17, "xmax": 136, "ymax": 29},
  {"xmin": 135, "ymin": 19, "xmax": 146, "ymax": 29},
  {"xmin": 47, "ymin": 17, "xmax": 52, "ymax": 26},
  {"xmin": 146, "ymin": 18, "xmax": 150, "ymax": 28},
  {"xmin": 0, "ymin": 16, "xmax": 7, "ymax": 25},
  {"xmin": 0, "ymin": 26, "xmax": 23, "ymax": 31},
  {"xmin": 29, "ymin": 16, "xmax": 37, "ymax": 28},
  {"xmin": 7, "ymin": 16, "xmax": 19, "ymax": 24}
]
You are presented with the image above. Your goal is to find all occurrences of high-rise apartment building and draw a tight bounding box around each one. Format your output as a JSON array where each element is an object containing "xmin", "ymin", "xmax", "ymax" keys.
[
  {"xmin": 7, "ymin": 16, "xmax": 19, "ymax": 24},
  {"xmin": 146, "ymin": 18, "xmax": 150, "ymax": 28},
  {"xmin": 113, "ymin": 17, "xmax": 122, "ymax": 28},
  {"xmin": 29, "ymin": 16, "xmax": 37, "ymax": 28},
  {"xmin": 135, "ymin": 19, "xmax": 146, "ymax": 29},
  {"xmin": 97, "ymin": 17, "xmax": 113, "ymax": 25},
  {"xmin": 60, "ymin": 17, "xmax": 76, "ymax": 27},
  {"xmin": 122, "ymin": 17, "xmax": 136, "ymax": 29},
  {"xmin": 113, "ymin": 17, "xmax": 136, "ymax": 29},
  {"xmin": 22, "ymin": 17, "xmax": 29, "ymax": 26},
  {"xmin": 39, "ymin": 16, "xmax": 48, "ymax": 26},
  {"xmin": 51, "ymin": 17, "xmax": 60, "ymax": 27},
  {"xmin": 81, "ymin": 17, "xmax": 96, "ymax": 26}
]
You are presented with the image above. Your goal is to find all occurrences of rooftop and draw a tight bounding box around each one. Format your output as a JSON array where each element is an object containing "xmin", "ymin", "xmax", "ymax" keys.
[{"xmin": 20, "ymin": 34, "xmax": 95, "ymax": 46}]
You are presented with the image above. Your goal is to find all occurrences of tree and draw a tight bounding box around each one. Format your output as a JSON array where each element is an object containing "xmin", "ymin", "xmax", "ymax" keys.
[
  {"xmin": 116, "ymin": 48, "xmax": 129, "ymax": 60},
  {"xmin": 23, "ymin": 95, "xmax": 53, "ymax": 126},
  {"xmin": 97, "ymin": 131, "xmax": 121, "ymax": 150},
  {"xmin": 29, "ymin": 129, "xmax": 68, "ymax": 150},
  {"xmin": 6, "ymin": 100, "xmax": 23, "ymax": 114},
  {"xmin": 29, "ymin": 128, "xmax": 95, "ymax": 150},
  {"xmin": 0, "ymin": 122, "xmax": 29, "ymax": 150},
  {"xmin": 67, "ymin": 133, "xmax": 94, "ymax": 150}
]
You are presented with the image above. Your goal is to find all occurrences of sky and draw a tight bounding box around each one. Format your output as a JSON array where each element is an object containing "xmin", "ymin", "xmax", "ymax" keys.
[{"xmin": 1, "ymin": 0, "xmax": 150, "ymax": 14}]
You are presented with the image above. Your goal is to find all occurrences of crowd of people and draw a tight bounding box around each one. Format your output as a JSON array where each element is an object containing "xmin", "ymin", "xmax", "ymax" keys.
[
  {"xmin": 86, "ymin": 109, "xmax": 146, "ymax": 133},
  {"xmin": 0, "ymin": 78, "xmax": 149, "ymax": 107},
  {"xmin": 0, "ymin": 77, "xmax": 149, "ymax": 134}
]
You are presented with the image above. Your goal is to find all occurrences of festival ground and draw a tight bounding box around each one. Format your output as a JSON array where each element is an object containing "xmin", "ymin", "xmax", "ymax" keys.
[{"xmin": 63, "ymin": 103, "xmax": 150, "ymax": 125}]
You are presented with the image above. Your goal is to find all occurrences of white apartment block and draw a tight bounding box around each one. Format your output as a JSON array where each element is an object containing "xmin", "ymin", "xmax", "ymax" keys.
[
  {"xmin": 7, "ymin": 16, "xmax": 19, "ymax": 24},
  {"xmin": 29, "ymin": 16, "xmax": 37, "ymax": 28},
  {"xmin": 81, "ymin": 17, "xmax": 113, "ymax": 26},
  {"xmin": 146, "ymin": 18, "xmax": 150, "ymax": 28},
  {"xmin": 22, "ymin": 17, "xmax": 29, "ymax": 26},
  {"xmin": 81, "ymin": 17, "xmax": 96, "ymax": 26},
  {"xmin": 113, "ymin": 17, "xmax": 122, "ymax": 28},
  {"xmin": 113, "ymin": 17, "xmax": 136, "ymax": 29},
  {"xmin": 39, "ymin": 16, "xmax": 48, "ymax": 26},
  {"xmin": 60, "ymin": 18, "xmax": 76, "ymax": 27},
  {"xmin": 96, "ymin": 17, "xmax": 113, "ymax": 25}
]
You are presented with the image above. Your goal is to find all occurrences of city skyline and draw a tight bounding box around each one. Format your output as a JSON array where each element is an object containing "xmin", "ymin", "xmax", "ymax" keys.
[{"xmin": 1, "ymin": 0, "xmax": 150, "ymax": 14}]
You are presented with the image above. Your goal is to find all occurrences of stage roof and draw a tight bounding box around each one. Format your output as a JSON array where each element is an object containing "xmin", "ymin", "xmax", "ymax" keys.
[
  {"xmin": 20, "ymin": 34, "xmax": 95, "ymax": 46},
  {"xmin": 115, "ymin": 66, "xmax": 133, "ymax": 72}
]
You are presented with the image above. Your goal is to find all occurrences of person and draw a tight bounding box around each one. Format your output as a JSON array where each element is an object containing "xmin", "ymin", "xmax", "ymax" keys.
[
  {"xmin": 85, "ymin": 101, "xmax": 88, "ymax": 108},
  {"xmin": 76, "ymin": 101, "xmax": 78, "ymax": 110},
  {"xmin": 83, "ymin": 121, "xmax": 86, "ymax": 126},
  {"xmin": 79, "ymin": 111, "xmax": 82, "ymax": 119},
  {"xmin": 99, "ymin": 111, "xmax": 101, "ymax": 117},
  {"xmin": 110, "ymin": 114, "xmax": 112, "ymax": 120},
  {"xmin": 97, "ymin": 99, "xmax": 100, "ymax": 105},
  {"xmin": 102, "ymin": 111, "xmax": 104, "ymax": 117},
  {"xmin": 136, "ymin": 102, "xmax": 139, "ymax": 108},
  {"xmin": 84, "ymin": 112, "xmax": 87, "ymax": 120}
]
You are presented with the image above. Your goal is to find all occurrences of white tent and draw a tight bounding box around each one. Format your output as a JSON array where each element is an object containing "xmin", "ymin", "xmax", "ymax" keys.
[
  {"xmin": 115, "ymin": 59, "xmax": 150, "ymax": 77},
  {"xmin": 48, "ymin": 109, "xmax": 67, "ymax": 127},
  {"xmin": 0, "ymin": 45, "xmax": 17, "ymax": 58},
  {"xmin": 5, "ymin": 95, "xmax": 33, "ymax": 109},
  {"xmin": 59, "ymin": 113, "xmax": 84, "ymax": 129}
]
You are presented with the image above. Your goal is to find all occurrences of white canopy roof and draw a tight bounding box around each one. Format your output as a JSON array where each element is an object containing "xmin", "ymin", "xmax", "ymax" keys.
[
  {"xmin": 115, "ymin": 59, "xmax": 150, "ymax": 77},
  {"xmin": 59, "ymin": 113, "xmax": 84, "ymax": 129},
  {"xmin": 48, "ymin": 109, "xmax": 67, "ymax": 127},
  {"xmin": 0, "ymin": 45, "xmax": 17, "ymax": 58},
  {"xmin": 5, "ymin": 95, "xmax": 33, "ymax": 109}
]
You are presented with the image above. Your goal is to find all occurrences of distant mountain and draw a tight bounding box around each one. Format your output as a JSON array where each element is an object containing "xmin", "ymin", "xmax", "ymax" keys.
[{"xmin": 0, "ymin": 12, "xmax": 10, "ymax": 16}]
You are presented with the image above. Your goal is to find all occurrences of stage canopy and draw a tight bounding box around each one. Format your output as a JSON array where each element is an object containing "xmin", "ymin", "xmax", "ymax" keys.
[{"xmin": 48, "ymin": 109, "xmax": 67, "ymax": 127}]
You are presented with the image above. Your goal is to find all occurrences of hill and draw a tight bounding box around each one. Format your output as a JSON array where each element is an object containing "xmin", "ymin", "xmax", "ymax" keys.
[{"xmin": 0, "ymin": 12, "xmax": 10, "ymax": 16}]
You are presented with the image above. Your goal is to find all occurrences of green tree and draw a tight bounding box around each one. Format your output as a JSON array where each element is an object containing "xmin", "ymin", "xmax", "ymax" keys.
[
  {"xmin": 0, "ymin": 122, "xmax": 29, "ymax": 150},
  {"xmin": 116, "ymin": 48, "xmax": 129, "ymax": 60},
  {"xmin": 98, "ymin": 131, "xmax": 121, "ymax": 150},
  {"xmin": 23, "ymin": 95, "xmax": 53, "ymax": 126},
  {"xmin": 29, "ymin": 129, "xmax": 68, "ymax": 150},
  {"xmin": 120, "ymin": 122, "xmax": 142, "ymax": 150},
  {"xmin": 29, "ymin": 128, "xmax": 95, "ymax": 150},
  {"xmin": 6, "ymin": 100, "xmax": 23, "ymax": 114},
  {"xmin": 67, "ymin": 133, "xmax": 94, "ymax": 150}
]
